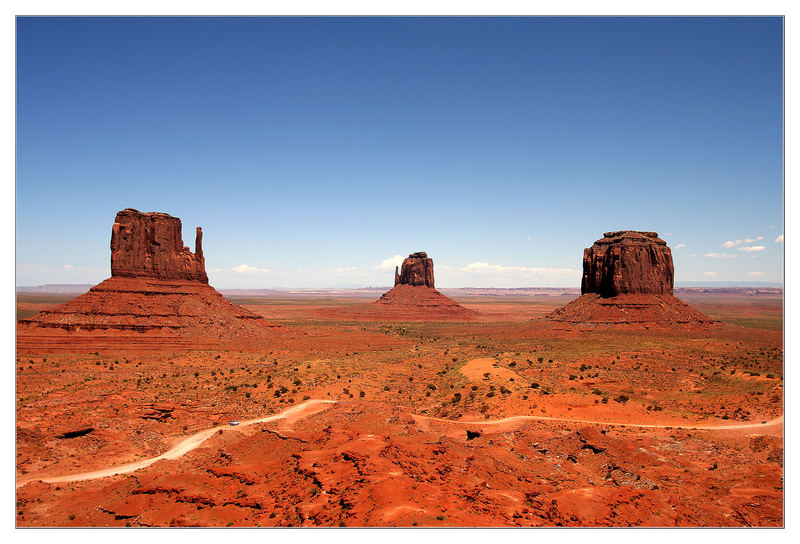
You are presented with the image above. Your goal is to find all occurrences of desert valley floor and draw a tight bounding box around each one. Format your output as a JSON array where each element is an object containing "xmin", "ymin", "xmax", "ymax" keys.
[{"xmin": 15, "ymin": 288, "xmax": 783, "ymax": 527}]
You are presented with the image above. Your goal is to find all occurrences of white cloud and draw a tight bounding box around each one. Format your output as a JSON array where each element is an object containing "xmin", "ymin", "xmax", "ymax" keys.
[
  {"xmin": 319, "ymin": 266, "xmax": 376, "ymax": 278},
  {"xmin": 705, "ymin": 252, "xmax": 736, "ymax": 258},
  {"xmin": 464, "ymin": 262, "xmax": 500, "ymax": 272},
  {"xmin": 775, "ymin": 234, "xmax": 784, "ymax": 243},
  {"xmin": 462, "ymin": 262, "xmax": 578, "ymax": 276},
  {"xmin": 62, "ymin": 264, "xmax": 73, "ymax": 269},
  {"xmin": 231, "ymin": 264, "xmax": 272, "ymax": 273},
  {"xmin": 431, "ymin": 261, "xmax": 582, "ymax": 287},
  {"xmin": 722, "ymin": 236, "xmax": 763, "ymax": 248},
  {"xmin": 738, "ymin": 246, "xmax": 765, "ymax": 253},
  {"xmin": 334, "ymin": 266, "xmax": 362, "ymax": 273},
  {"xmin": 674, "ymin": 243, "xmax": 686, "ymax": 250},
  {"xmin": 703, "ymin": 271, "xmax": 717, "ymax": 277},
  {"xmin": 372, "ymin": 255, "xmax": 404, "ymax": 271},
  {"xmin": 747, "ymin": 272, "xmax": 765, "ymax": 277}
]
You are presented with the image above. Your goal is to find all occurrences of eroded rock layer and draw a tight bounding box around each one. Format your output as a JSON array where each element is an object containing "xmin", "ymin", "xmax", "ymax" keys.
[
  {"xmin": 375, "ymin": 284, "xmax": 477, "ymax": 319},
  {"xmin": 17, "ymin": 277, "xmax": 280, "ymax": 352},
  {"xmin": 546, "ymin": 293, "xmax": 717, "ymax": 329}
]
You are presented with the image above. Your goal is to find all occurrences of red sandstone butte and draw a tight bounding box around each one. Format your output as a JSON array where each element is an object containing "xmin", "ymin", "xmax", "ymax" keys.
[
  {"xmin": 398, "ymin": 252, "xmax": 435, "ymax": 288},
  {"xmin": 375, "ymin": 252, "xmax": 475, "ymax": 319},
  {"xmin": 548, "ymin": 231, "xmax": 714, "ymax": 328},
  {"xmin": 581, "ymin": 231, "xmax": 673, "ymax": 297},
  {"xmin": 111, "ymin": 208, "xmax": 208, "ymax": 282},
  {"xmin": 17, "ymin": 209, "xmax": 279, "ymax": 352}
]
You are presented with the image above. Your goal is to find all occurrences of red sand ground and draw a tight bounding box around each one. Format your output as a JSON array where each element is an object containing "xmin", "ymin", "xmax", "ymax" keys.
[{"xmin": 15, "ymin": 289, "xmax": 783, "ymax": 527}]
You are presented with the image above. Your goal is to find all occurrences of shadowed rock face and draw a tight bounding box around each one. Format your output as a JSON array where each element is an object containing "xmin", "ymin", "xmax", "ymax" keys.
[
  {"xmin": 398, "ymin": 252, "xmax": 435, "ymax": 288},
  {"xmin": 110, "ymin": 208, "xmax": 208, "ymax": 283},
  {"xmin": 581, "ymin": 231, "xmax": 673, "ymax": 297}
]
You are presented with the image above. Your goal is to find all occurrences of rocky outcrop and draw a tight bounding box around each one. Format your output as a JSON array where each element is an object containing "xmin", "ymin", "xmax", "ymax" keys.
[
  {"xmin": 548, "ymin": 230, "xmax": 715, "ymax": 329},
  {"xmin": 581, "ymin": 231, "xmax": 673, "ymax": 297},
  {"xmin": 374, "ymin": 251, "xmax": 475, "ymax": 319},
  {"xmin": 18, "ymin": 209, "xmax": 280, "ymax": 351},
  {"xmin": 111, "ymin": 209, "xmax": 208, "ymax": 283},
  {"xmin": 398, "ymin": 252, "xmax": 435, "ymax": 288}
]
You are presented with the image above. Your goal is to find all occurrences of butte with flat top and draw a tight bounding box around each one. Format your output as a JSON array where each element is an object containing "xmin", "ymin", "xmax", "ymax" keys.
[
  {"xmin": 374, "ymin": 252, "xmax": 477, "ymax": 319},
  {"xmin": 547, "ymin": 231, "xmax": 716, "ymax": 328},
  {"xmin": 17, "ymin": 208, "xmax": 279, "ymax": 352}
]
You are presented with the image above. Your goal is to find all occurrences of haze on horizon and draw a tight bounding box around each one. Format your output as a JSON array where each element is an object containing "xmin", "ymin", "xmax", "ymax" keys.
[{"xmin": 16, "ymin": 17, "xmax": 783, "ymax": 289}]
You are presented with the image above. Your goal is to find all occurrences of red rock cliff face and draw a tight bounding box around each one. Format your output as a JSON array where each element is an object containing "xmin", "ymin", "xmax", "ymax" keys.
[
  {"xmin": 398, "ymin": 252, "xmax": 435, "ymax": 288},
  {"xmin": 110, "ymin": 209, "xmax": 208, "ymax": 283},
  {"xmin": 581, "ymin": 231, "xmax": 673, "ymax": 297}
]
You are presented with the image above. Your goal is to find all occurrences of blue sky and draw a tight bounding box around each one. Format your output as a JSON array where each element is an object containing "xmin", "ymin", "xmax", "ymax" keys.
[{"xmin": 16, "ymin": 17, "xmax": 783, "ymax": 288}]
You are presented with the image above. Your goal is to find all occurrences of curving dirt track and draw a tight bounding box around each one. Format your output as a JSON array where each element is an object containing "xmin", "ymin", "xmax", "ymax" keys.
[
  {"xmin": 17, "ymin": 399, "xmax": 782, "ymax": 488},
  {"xmin": 16, "ymin": 399, "xmax": 336, "ymax": 488},
  {"xmin": 415, "ymin": 413, "xmax": 784, "ymax": 431}
]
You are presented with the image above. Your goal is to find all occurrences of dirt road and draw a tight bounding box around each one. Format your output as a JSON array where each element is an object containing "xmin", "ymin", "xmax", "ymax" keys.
[
  {"xmin": 16, "ymin": 399, "xmax": 336, "ymax": 488},
  {"xmin": 17, "ymin": 398, "xmax": 782, "ymax": 488},
  {"xmin": 414, "ymin": 413, "xmax": 784, "ymax": 431}
]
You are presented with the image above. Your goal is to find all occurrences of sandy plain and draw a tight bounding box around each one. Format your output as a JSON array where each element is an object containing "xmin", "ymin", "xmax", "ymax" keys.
[{"xmin": 15, "ymin": 288, "xmax": 783, "ymax": 527}]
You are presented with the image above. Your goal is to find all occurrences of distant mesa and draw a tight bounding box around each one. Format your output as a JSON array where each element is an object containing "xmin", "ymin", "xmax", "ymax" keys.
[
  {"xmin": 18, "ymin": 209, "xmax": 279, "ymax": 352},
  {"xmin": 376, "ymin": 252, "xmax": 476, "ymax": 319},
  {"xmin": 548, "ymin": 231, "xmax": 716, "ymax": 328}
]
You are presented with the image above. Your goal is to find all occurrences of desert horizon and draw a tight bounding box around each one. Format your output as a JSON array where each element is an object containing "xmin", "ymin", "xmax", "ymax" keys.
[
  {"xmin": 15, "ymin": 13, "xmax": 784, "ymax": 531},
  {"xmin": 15, "ymin": 209, "xmax": 784, "ymax": 528}
]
